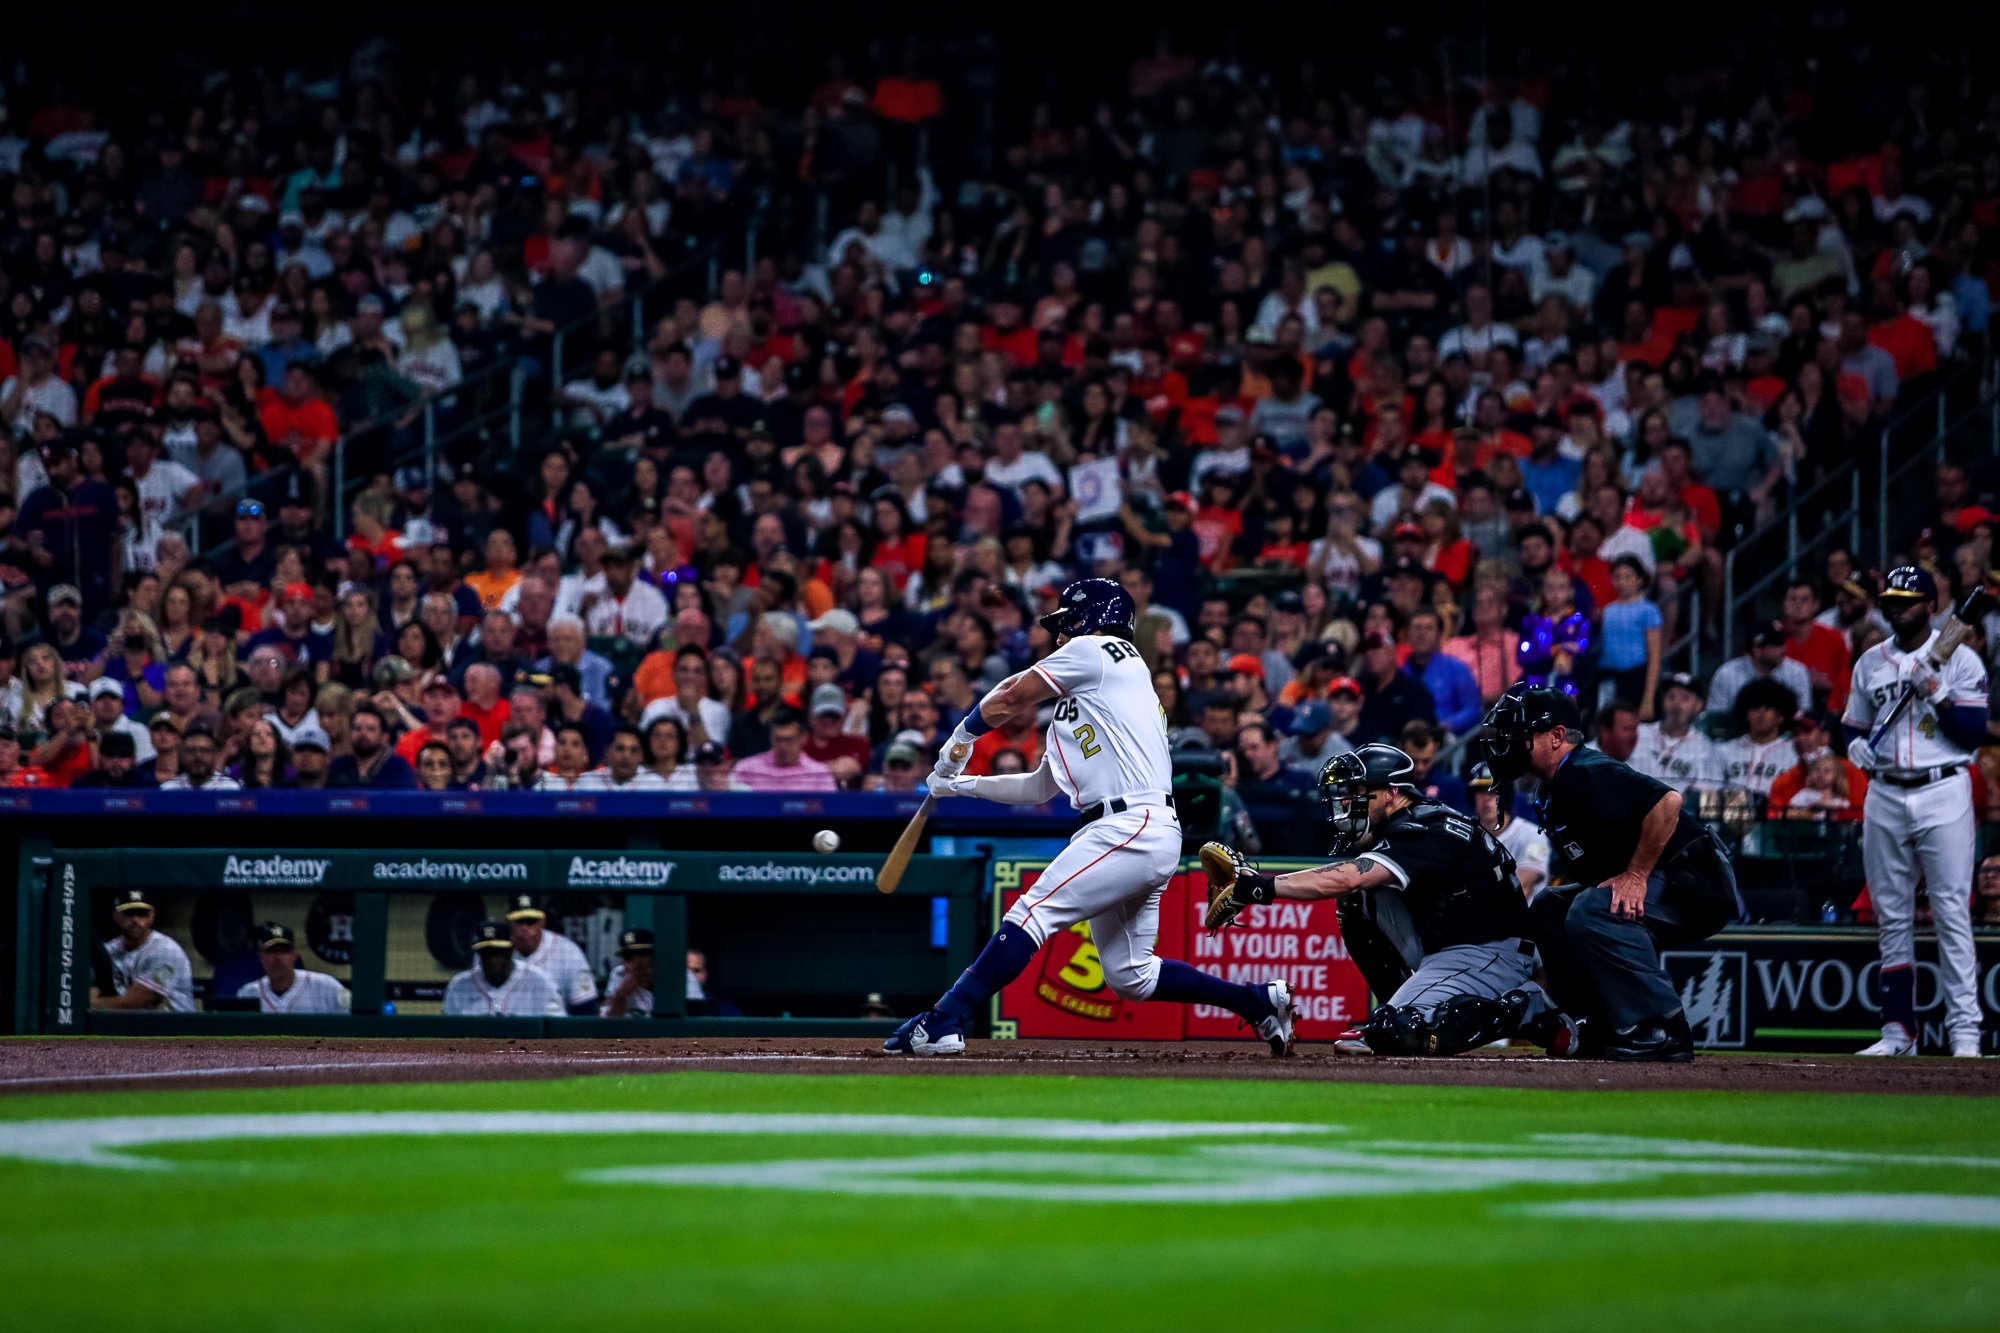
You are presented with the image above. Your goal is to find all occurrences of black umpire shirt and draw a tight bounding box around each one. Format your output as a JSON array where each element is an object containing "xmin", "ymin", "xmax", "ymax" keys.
[
  {"xmin": 1357, "ymin": 800, "xmax": 1530, "ymax": 953},
  {"xmin": 1533, "ymin": 745, "xmax": 1703, "ymax": 887}
]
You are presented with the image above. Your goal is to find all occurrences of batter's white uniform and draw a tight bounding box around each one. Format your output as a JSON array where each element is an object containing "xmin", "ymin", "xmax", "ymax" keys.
[
  {"xmin": 599, "ymin": 964, "xmax": 654, "ymax": 1017},
  {"xmin": 106, "ymin": 931, "xmax": 196, "ymax": 1012},
  {"xmin": 513, "ymin": 929, "xmax": 599, "ymax": 1011},
  {"xmin": 1630, "ymin": 722, "xmax": 1723, "ymax": 792},
  {"xmin": 972, "ymin": 634, "xmax": 1183, "ymax": 999},
  {"xmin": 235, "ymin": 970, "xmax": 350, "ymax": 1014},
  {"xmin": 1716, "ymin": 734, "xmax": 1793, "ymax": 798},
  {"xmin": 1842, "ymin": 631, "xmax": 1987, "ymax": 1044},
  {"xmin": 442, "ymin": 963, "xmax": 566, "ymax": 1017}
]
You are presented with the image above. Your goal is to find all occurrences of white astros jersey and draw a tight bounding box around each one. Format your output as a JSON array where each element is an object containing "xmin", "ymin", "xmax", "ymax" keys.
[
  {"xmin": 1630, "ymin": 723, "xmax": 1723, "ymax": 791},
  {"xmin": 236, "ymin": 970, "xmax": 350, "ymax": 1014},
  {"xmin": 599, "ymin": 964, "xmax": 653, "ymax": 1017},
  {"xmin": 1842, "ymin": 632, "xmax": 1988, "ymax": 769},
  {"xmin": 1030, "ymin": 633, "xmax": 1172, "ymax": 809},
  {"xmin": 1494, "ymin": 816, "xmax": 1551, "ymax": 890},
  {"xmin": 1716, "ymin": 735, "xmax": 1793, "ymax": 797},
  {"xmin": 106, "ymin": 932, "xmax": 195, "ymax": 1012},
  {"xmin": 442, "ymin": 963, "xmax": 566, "ymax": 1017},
  {"xmin": 514, "ymin": 929, "xmax": 599, "ymax": 1009}
]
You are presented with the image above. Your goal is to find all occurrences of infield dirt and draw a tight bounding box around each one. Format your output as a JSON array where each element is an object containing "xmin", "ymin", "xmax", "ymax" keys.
[{"xmin": 5, "ymin": 1037, "xmax": 1998, "ymax": 1096}]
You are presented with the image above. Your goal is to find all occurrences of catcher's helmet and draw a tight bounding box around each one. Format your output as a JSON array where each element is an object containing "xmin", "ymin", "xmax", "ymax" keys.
[
  {"xmin": 1476, "ymin": 686, "xmax": 1582, "ymax": 783},
  {"xmin": 1317, "ymin": 743, "xmax": 1419, "ymax": 847},
  {"xmin": 1038, "ymin": 577, "xmax": 1136, "ymax": 640},
  {"xmin": 1879, "ymin": 565, "xmax": 1937, "ymax": 607}
]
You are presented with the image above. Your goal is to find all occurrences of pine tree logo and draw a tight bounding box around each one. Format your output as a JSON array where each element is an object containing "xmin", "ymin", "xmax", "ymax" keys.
[{"xmin": 1666, "ymin": 951, "xmax": 1749, "ymax": 1048}]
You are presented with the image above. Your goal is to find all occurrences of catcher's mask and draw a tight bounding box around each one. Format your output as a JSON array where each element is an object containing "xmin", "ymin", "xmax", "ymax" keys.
[
  {"xmin": 1476, "ymin": 686, "xmax": 1581, "ymax": 783},
  {"xmin": 1317, "ymin": 744, "xmax": 1418, "ymax": 849}
]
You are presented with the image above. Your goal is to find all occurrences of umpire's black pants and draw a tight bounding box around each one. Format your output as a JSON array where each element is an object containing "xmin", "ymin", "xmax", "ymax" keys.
[{"xmin": 1527, "ymin": 834, "xmax": 1742, "ymax": 1031}]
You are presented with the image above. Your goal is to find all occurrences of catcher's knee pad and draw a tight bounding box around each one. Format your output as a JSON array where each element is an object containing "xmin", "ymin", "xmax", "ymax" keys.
[
  {"xmin": 1335, "ymin": 899, "xmax": 1415, "ymax": 1001},
  {"xmin": 1360, "ymin": 995, "xmax": 1520, "ymax": 1057}
]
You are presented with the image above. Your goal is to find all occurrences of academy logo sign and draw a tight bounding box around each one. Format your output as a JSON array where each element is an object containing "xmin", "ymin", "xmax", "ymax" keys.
[
  {"xmin": 566, "ymin": 856, "xmax": 677, "ymax": 889},
  {"xmin": 368, "ymin": 858, "xmax": 531, "ymax": 884},
  {"xmin": 716, "ymin": 861, "xmax": 875, "ymax": 886},
  {"xmin": 221, "ymin": 854, "xmax": 333, "ymax": 888}
]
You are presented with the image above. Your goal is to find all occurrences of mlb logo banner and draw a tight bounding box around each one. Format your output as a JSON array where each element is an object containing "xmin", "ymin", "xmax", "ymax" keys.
[{"xmin": 1662, "ymin": 950, "xmax": 1751, "ymax": 1048}]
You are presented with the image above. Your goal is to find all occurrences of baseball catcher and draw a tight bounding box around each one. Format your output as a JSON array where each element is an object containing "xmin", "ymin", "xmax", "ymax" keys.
[{"xmin": 1200, "ymin": 743, "xmax": 1579, "ymax": 1056}]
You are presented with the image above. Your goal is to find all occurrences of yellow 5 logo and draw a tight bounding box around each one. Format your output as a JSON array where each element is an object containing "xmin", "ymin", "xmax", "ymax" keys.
[{"xmin": 1056, "ymin": 922, "xmax": 1104, "ymax": 992}]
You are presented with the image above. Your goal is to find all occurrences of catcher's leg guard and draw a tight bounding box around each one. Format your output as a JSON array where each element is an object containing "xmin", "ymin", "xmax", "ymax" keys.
[
  {"xmin": 1336, "ymin": 896, "xmax": 1416, "ymax": 1002},
  {"xmin": 1357, "ymin": 995, "xmax": 1521, "ymax": 1057}
]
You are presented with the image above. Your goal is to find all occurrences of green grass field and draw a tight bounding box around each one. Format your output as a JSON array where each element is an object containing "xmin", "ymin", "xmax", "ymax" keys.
[{"xmin": 3, "ymin": 1071, "xmax": 1997, "ymax": 1331}]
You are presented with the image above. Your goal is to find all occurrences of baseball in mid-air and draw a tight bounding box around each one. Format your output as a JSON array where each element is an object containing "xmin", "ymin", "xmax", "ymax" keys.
[{"xmin": 812, "ymin": 829, "xmax": 842, "ymax": 854}]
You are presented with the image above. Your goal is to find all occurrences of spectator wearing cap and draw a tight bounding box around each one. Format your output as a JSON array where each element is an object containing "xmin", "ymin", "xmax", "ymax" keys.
[
  {"xmin": 235, "ymin": 922, "xmax": 350, "ymax": 1013},
  {"xmin": 804, "ymin": 684, "xmax": 871, "ymax": 785},
  {"xmin": 157, "ymin": 725, "xmax": 242, "ymax": 790},
  {"xmin": 732, "ymin": 706, "xmax": 836, "ymax": 792},
  {"xmin": 1519, "ymin": 413, "xmax": 1582, "ymax": 516},
  {"xmin": 1188, "ymin": 405, "xmax": 1252, "ymax": 495},
  {"xmin": 42, "ymin": 583, "xmax": 108, "ymax": 681},
  {"xmin": 124, "ymin": 430, "xmax": 204, "ymax": 539},
  {"xmin": 1278, "ymin": 699, "xmax": 1354, "ymax": 771},
  {"xmin": 1403, "ymin": 606, "xmax": 1482, "ymax": 735},
  {"xmin": 87, "ymin": 677, "xmax": 155, "ymax": 764},
  {"xmin": 503, "ymin": 893, "xmax": 600, "ymax": 1014},
  {"xmin": 582, "ymin": 544, "xmax": 668, "ymax": 646},
  {"xmin": 1630, "ymin": 672, "xmax": 1722, "ymax": 793},
  {"xmin": 21, "ymin": 444, "xmax": 119, "ymax": 611},
  {"xmin": 601, "ymin": 928, "xmax": 657, "ymax": 1018},
  {"xmin": 214, "ymin": 498, "xmax": 276, "ymax": 596},
  {"xmin": 1766, "ymin": 709, "xmax": 1869, "ymax": 822},
  {"xmin": 73, "ymin": 730, "xmax": 150, "ymax": 788},
  {"xmin": 327, "ymin": 704, "xmax": 417, "ymax": 789},
  {"xmin": 1224, "ymin": 652, "xmax": 1273, "ymax": 717},
  {"xmin": 807, "ymin": 608, "xmax": 881, "ymax": 693},
  {"xmin": 603, "ymin": 362, "xmax": 678, "ymax": 454},
  {"xmin": 289, "ymin": 724, "xmax": 332, "ymax": 788},
  {"xmin": 255, "ymin": 305, "xmax": 318, "ymax": 384},
  {"xmin": 245, "ymin": 581, "xmax": 333, "ymax": 669},
  {"xmin": 1707, "ymin": 620, "xmax": 1814, "ymax": 719},
  {"xmin": 1818, "ymin": 569, "xmax": 1890, "ymax": 658},
  {"xmin": 575, "ymin": 724, "xmax": 669, "ymax": 790},
  {"xmin": 691, "ymin": 739, "xmax": 747, "ymax": 791},
  {"xmin": 1369, "ymin": 448, "xmax": 1457, "ymax": 536},
  {"xmin": 873, "ymin": 731, "xmax": 929, "ymax": 793},
  {"xmin": 1354, "ymin": 632, "xmax": 1437, "ymax": 744},
  {"xmin": 442, "ymin": 919, "xmax": 566, "ymax": 1018},
  {"xmin": 1780, "ymin": 578, "xmax": 1852, "ymax": 711},
  {"xmin": 97, "ymin": 889, "xmax": 195, "ymax": 1013}
]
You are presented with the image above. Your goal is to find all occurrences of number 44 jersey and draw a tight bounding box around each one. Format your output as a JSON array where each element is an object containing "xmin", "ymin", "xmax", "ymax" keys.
[{"xmin": 1030, "ymin": 633, "xmax": 1172, "ymax": 811}]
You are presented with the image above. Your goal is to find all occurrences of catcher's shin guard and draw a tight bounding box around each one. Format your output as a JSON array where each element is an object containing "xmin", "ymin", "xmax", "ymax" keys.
[
  {"xmin": 1356, "ymin": 995, "xmax": 1520, "ymax": 1057},
  {"xmin": 1335, "ymin": 896, "xmax": 1416, "ymax": 1002}
]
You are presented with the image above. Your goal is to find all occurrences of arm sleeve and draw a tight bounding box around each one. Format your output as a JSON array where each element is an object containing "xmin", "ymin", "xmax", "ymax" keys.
[
  {"xmin": 1029, "ymin": 639, "xmax": 1106, "ymax": 699},
  {"xmin": 958, "ymin": 756, "xmax": 1062, "ymax": 805}
]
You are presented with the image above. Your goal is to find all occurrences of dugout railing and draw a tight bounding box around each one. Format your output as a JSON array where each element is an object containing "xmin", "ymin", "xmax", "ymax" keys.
[{"xmin": 15, "ymin": 845, "xmax": 982, "ymax": 1038}]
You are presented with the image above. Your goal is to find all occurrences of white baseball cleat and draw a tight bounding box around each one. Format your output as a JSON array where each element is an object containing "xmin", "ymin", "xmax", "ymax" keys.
[
  {"xmin": 1254, "ymin": 978, "xmax": 1297, "ymax": 1056},
  {"xmin": 1856, "ymin": 1023, "xmax": 1917, "ymax": 1057},
  {"xmin": 1951, "ymin": 1034, "xmax": 1984, "ymax": 1059}
]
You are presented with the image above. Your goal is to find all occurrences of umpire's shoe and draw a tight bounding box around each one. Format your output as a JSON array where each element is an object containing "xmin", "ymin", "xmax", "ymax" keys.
[
  {"xmin": 883, "ymin": 1009, "xmax": 965, "ymax": 1056},
  {"xmin": 1599, "ymin": 1011, "xmax": 1695, "ymax": 1063}
]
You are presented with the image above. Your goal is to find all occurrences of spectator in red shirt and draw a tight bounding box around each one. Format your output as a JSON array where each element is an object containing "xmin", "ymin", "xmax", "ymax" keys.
[
  {"xmin": 1766, "ymin": 709, "xmax": 1868, "ymax": 822},
  {"xmin": 458, "ymin": 663, "xmax": 513, "ymax": 747},
  {"xmin": 1781, "ymin": 578, "xmax": 1852, "ymax": 710},
  {"xmin": 803, "ymin": 684, "xmax": 869, "ymax": 785},
  {"xmin": 259, "ymin": 363, "xmax": 340, "ymax": 466}
]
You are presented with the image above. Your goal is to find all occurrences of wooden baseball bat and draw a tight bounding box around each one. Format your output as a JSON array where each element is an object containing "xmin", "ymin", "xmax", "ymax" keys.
[
  {"xmin": 876, "ymin": 794, "xmax": 935, "ymax": 895},
  {"xmin": 1868, "ymin": 589, "xmax": 1997, "ymax": 749}
]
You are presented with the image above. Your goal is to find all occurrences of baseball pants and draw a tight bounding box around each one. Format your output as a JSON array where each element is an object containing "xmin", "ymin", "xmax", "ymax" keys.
[
  {"xmin": 1365, "ymin": 889, "xmax": 1547, "ymax": 1018},
  {"xmin": 1862, "ymin": 774, "xmax": 1980, "ymax": 1043},
  {"xmin": 1002, "ymin": 807, "xmax": 1183, "ymax": 1001}
]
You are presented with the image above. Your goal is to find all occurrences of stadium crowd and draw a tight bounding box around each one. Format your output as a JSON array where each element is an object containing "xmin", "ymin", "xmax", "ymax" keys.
[{"xmin": 3, "ymin": 18, "xmax": 2000, "ymax": 856}]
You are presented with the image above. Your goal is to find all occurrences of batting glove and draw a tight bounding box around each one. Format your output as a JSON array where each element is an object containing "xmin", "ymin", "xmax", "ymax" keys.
[
  {"xmin": 925, "ymin": 772, "xmax": 981, "ymax": 798},
  {"xmin": 1846, "ymin": 735, "xmax": 1879, "ymax": 770},
  {"xmin": 1907, "ymin": 658, "xmax": 1944, "ymax": 700},
  {"xmin": 932, "ymin": 734, "xmax": 973, "ymax": 783}
]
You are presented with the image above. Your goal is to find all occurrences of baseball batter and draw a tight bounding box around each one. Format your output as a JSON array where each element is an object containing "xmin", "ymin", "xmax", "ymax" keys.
[
  {"xmin": 1842, "ymin": 566, "xmax": 1987, "ymax": 1058},
  {"xmin": 443, "ymin": 920, "xmax": 567, "ymax": 1017},
  {"xmin": 1202, "ymin": 745, "xmax": 1578, "ymax": 1057},
  {"xmin": 886, "ymin": 578, "xmax": 1296, "ymax": 1055},
  {"xmin": 98, "ymin": 889, "xmax": 195, "ymax": 1013},
  {"xmin": 504, "ymin": 893, "xmax": 599, "ymax": 1014},
  {"xmin": 234, "ymin": 922, "xmax": 349, "ymax": 1013}
]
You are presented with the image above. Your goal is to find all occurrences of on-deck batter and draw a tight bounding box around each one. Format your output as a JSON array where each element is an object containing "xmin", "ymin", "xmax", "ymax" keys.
[
  {"xmin": 884, "ymin": 578, "xmax": 1297, "ymax": 1056},
  {"xmin": 1842, "ymin": 566, "xmax": 1987, "ymax": 1058}
]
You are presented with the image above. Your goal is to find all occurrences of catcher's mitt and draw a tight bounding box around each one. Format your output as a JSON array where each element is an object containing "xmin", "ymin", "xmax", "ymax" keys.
[{"xmin": 1198, "ymin": 840, "xmax": 1261, "ymax": 933}]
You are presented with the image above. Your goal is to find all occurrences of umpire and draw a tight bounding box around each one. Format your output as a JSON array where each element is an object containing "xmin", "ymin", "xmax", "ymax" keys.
[{"xmin": 1481, "ymin": 688, "xmax": 1742, "ymax": 1061}]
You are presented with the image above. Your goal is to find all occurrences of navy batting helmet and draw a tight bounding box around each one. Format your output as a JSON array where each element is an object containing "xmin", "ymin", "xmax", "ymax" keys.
[
  {"xmin": 1039, "ymin": 577, "xmax": 1136, "ymax": 640},
  {"xmin": 1477, "ymin": 686, "xmax": 1582, "ymax": 783},
  {"xmin": 1317, "ymin": 743, "xmax": 1419, "ymax": 848},
  {"xmin": 1880, "ymin": 565, "xmax": 1938, "ymax": 607}
]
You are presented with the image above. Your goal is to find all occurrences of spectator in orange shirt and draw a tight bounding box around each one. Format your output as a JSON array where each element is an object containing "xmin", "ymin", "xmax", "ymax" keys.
[
  {"xmin": 464, "ymin": 529, "xmax": 523, "ymax": 609},
  {"xmin": 458, "ymin": 662, "xmax": 513, "ymax": 748},
  {"xmin": 1766, "ymin": 709, "xmax": 1868, "ymax": 822},
  {"xmin": 258, "ymin": 363, "xmax": 339, "ymax": 465},
  {"xmin": 1780, "ymin": 578, "xmax": 1851, "ymax": 710}
]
